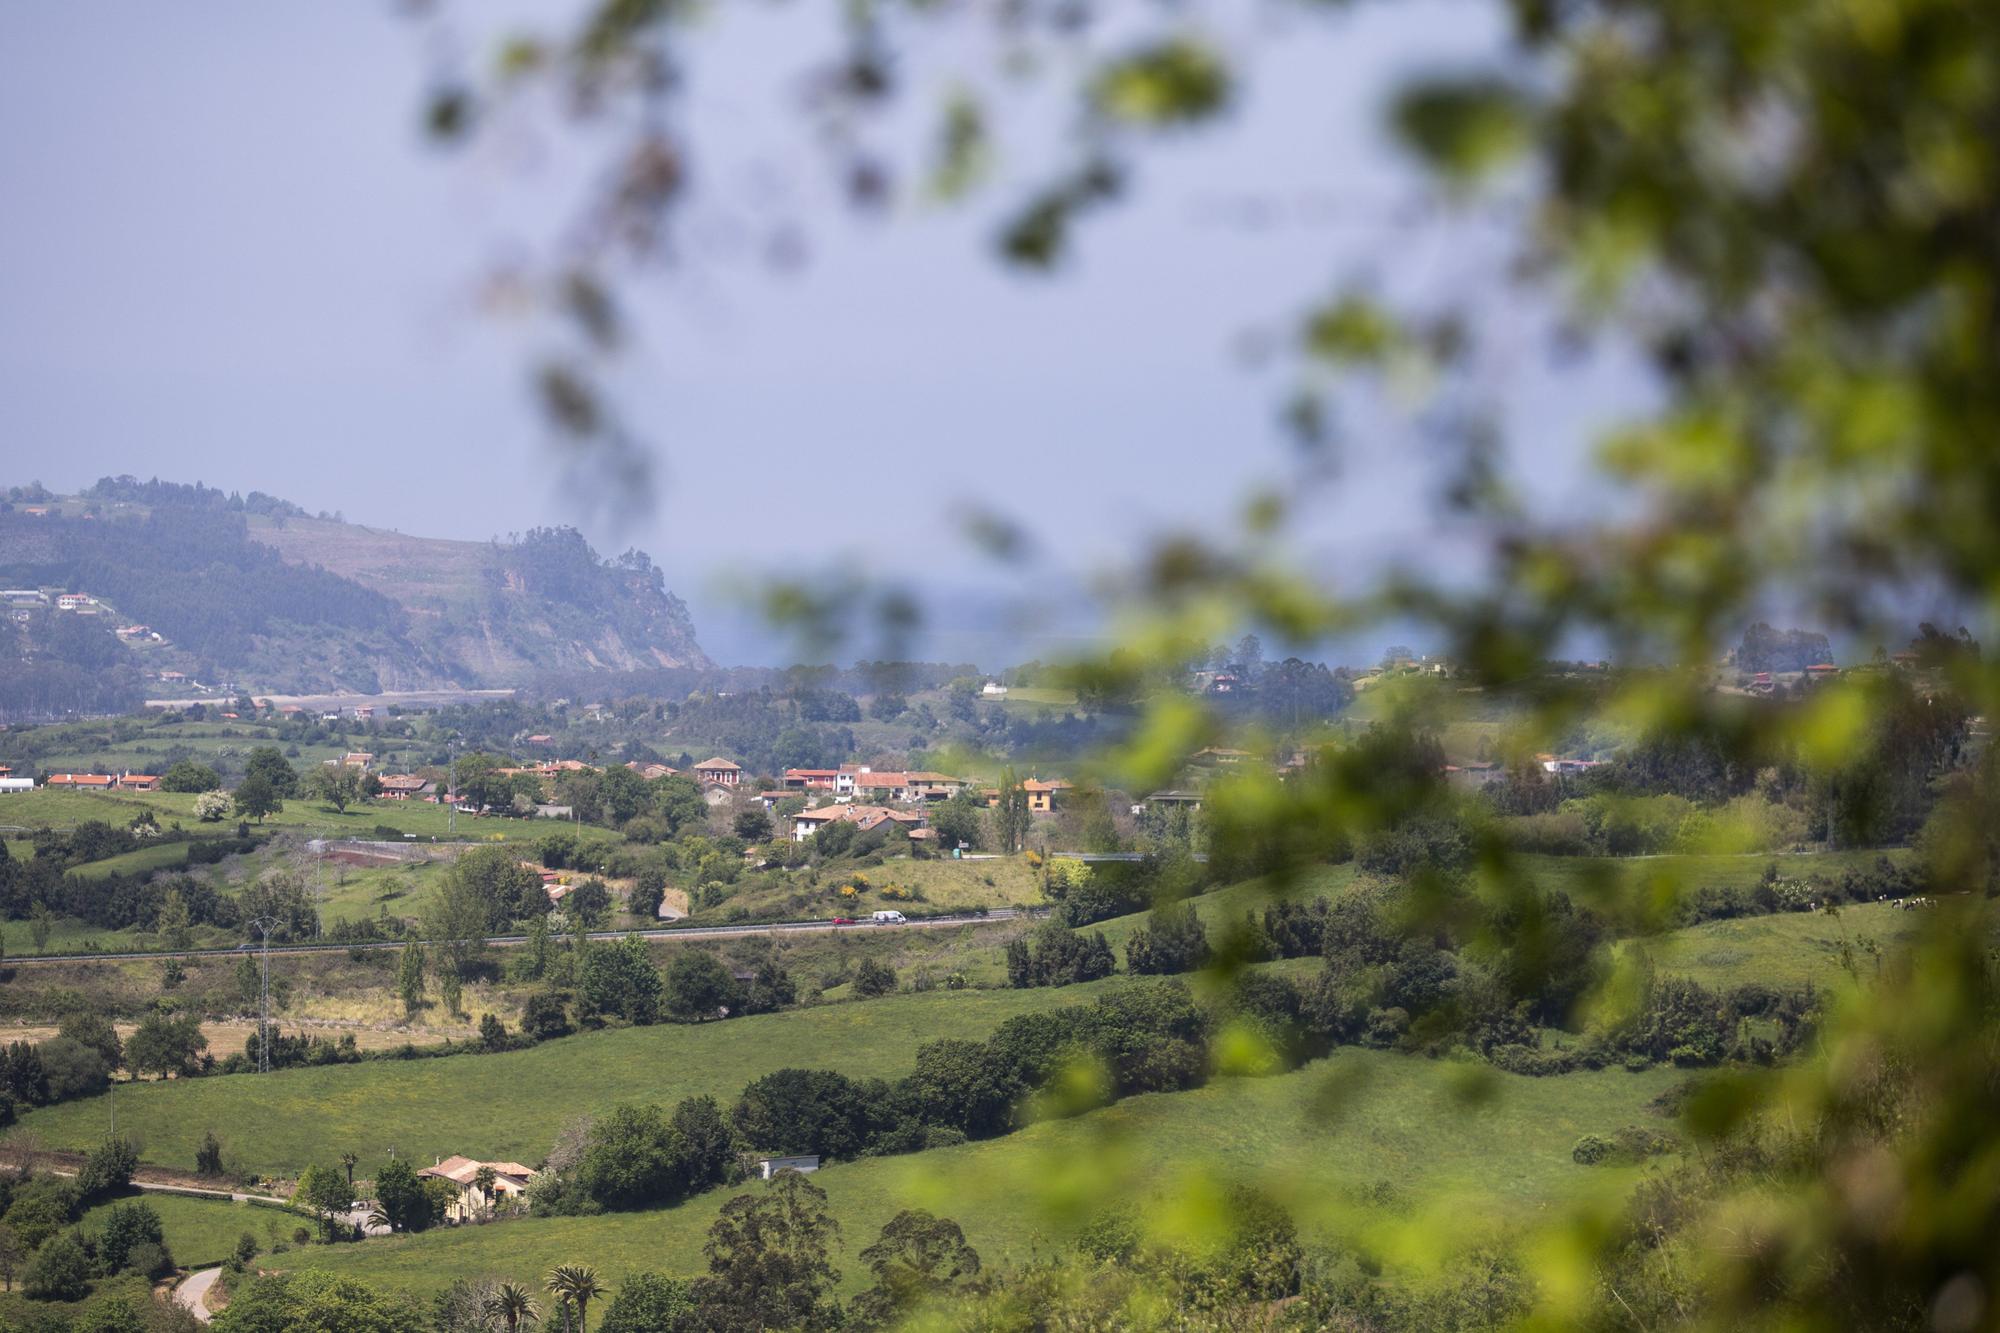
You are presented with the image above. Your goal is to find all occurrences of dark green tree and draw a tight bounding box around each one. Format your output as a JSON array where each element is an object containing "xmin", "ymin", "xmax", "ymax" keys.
[
  {"xmin": 851, "ymin": 1209, "xmax": 982, "ymax": 1328},
  {"xmin": 692, "ymin": 1172, "xmax": 842, "ymax": 1332}
]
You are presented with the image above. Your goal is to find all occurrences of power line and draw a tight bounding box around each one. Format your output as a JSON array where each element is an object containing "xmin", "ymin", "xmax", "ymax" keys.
[{"xmin": 245, "ymin": 915, "xmax": 281, "ymax": 1074}]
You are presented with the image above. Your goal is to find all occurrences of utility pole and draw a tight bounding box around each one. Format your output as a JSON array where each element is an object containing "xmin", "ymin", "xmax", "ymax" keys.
[
  {"xmin": 247, "ymin": 915, "xmax": 279, "ymax": 1073},
  {"xmin": 448, "ymin": 738, "xmax": 459, "ymax": 837}
]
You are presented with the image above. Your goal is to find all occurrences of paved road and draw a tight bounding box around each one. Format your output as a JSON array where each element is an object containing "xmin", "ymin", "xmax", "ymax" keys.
[
  {"xmin": 46, "ymin": 1167, "xmax": 291, "ymax": 1208},
  {"xmin": 175, "ymin": 1267, "xmax": 222, "ymax": 1324},
  {"xmin": 7, "ymin": 907, "xmax": 1044, "ymax": 966}
]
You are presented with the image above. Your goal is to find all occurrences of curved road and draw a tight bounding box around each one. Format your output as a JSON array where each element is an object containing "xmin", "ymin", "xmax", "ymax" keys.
[
  {"xmin": 8, "ymin": 907, "xmax": 1045, "ymax": 966},
  {"xmin": 175, "ymin": 1267, "xmax": 222, "ymax": 1323}
]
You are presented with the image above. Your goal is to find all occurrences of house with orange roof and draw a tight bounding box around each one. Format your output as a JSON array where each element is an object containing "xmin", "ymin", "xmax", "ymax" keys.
[
  {"xmin": 45, "ymin": 773, "xmax": 116, "ymax": 790},
  {"xmin": 1022, "ymin": 778, "xmax": 1071, "ymax": 814},
  {"xmin": 790, "ymin": 803, "xmax": 926, "ymax": 842},
  {"xmin": 416, "ymin": 1155, "xmax": 536, "ymax": 1224}
]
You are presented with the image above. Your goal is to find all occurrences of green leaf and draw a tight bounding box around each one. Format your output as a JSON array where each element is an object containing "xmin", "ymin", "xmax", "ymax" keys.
[
  {"xmin": 1392, "ymin": 78, "xmax": 1531, "ymax": 182},
  {"xmin": 1092, "ymin": 39, "xmax": 1232, "ymax": 128}
]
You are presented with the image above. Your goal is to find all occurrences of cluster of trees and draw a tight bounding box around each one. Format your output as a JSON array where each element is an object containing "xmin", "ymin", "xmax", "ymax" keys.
[
  {"xmin": 528, "ymin": 1096, "xmax": 735, "ymax": 1216},
  {"xmin": 502, "ymin": 930, "xmax": 799, "ymax": 1041},
  {"xmin": 0, "ymin": 845, "xmax": 255, "ymax": 937},
  {"xmin": 739, "ymin": 982, "xmax": 1210, "ymax": 1162},
  {"xmin": 0, "ymin": 1141, "xmax": 161, "ymax": 1304},
  {"xmin": 1733, "ymin": 624, "xmax": 1835, "ymax": 675},
  {"xmin": 0, "ymin": 609, "xmax": 145, "ymax": 719},
  {"xmin": 84, "ymin": 475, "xmax": 306, "ymax": 519},
  {"xmin": 1006, "ymin": 918, "xmax": 1116, "ymax": 987},
  {"xmin": 1009, "ymin": 876, "xmax": 1823, "ymax": 1085},
  {"xmin": 1496, "ymin": 673, "xmax": 1974, "ymax": 855},
  {"xmin": 0, "ymin": 1010, "xmax": 211, "ymax": 1123}
]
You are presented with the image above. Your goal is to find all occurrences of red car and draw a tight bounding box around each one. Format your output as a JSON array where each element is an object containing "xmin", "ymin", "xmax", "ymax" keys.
[{"xmin": 830, "ymin": 916, "xmax": 854, "ymax": 925}]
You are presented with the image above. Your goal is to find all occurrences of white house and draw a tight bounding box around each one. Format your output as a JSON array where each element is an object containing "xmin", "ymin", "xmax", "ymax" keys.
[{"xmin": 981, "ymin": 681, "xmax": 1008, "ymax": 698}]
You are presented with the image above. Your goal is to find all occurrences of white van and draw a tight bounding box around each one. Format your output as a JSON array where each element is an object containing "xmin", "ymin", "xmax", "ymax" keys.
[{"xmin": 870, "ymin": 910, "xmax": 907, "ymax": 924}]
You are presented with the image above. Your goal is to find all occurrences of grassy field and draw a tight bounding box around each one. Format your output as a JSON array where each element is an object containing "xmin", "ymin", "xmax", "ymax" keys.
[
  {"xmin": 719, "ymin": 853, "xmax": 1046, "ymax": 924},
  {"xmin": 80, "ymin": 1190, "xmax": 303, "ymax": 1268},
  {"xmin": 66, "ymin": 840, "xmax": 197, "ymax": 881},
  {"xmin": 312, "ymin": 857, "xmax": 444, "ymax": 926},
  {"xmin": 1521, "ymin": 848, "xmax": 1908, "ymax": 897},
  {"xmin": 1621, "ymin": 898, "xmax": 1949, "ymax": 992},
  {"xmin": 15, "ymin": 981, "xmax": 1135, "ymax": 1178},
  {"xmin": 283, "ymin": 1049, "xmax": 1682, "ymax": 1300},
  {"xmin": 0, "ymin": 786, "xmax": 563, "ymax": 844},
  {"xmin": 21, "ymin": 726, "xmax": 372, "ymax": 777}
]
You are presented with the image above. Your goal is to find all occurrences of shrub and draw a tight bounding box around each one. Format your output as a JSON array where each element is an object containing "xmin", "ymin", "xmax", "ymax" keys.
[
  {"xmin": 97, "ymin": 1200, "xmax": 167, "ymax": 1273},
  {"xmin": 1262, "ymin": 898, "xmax": 1331, "ymax": 958},
  {"xmin": 1574, "ymin": 1126, "xmax": 1680, "ymax": 1166},
  {"xmin": 1008, "ymin": 922, "xmax": 1117, "ymax": 988},
  {"xmin": 521, "ymin": 990, "xmax": 573, "ymax": 1041},
  {"xmin": 853, "ymin": 958, "xmax": 899, "ymax": 997},
  {"xmin": 76, "ymin": 1135, "xmax": 138, "ymax": 1200},
  {"xmin": 1125, "ymin": 903, "xmax": 1212, "ymax": 976},
  {"xmin": 23, "ymin": 1233, "xmax": 91, "ymax": 1301},
  {"xmin": 1572, "ymin": 1134, "xmax": 1612, "ymax": 1165}
]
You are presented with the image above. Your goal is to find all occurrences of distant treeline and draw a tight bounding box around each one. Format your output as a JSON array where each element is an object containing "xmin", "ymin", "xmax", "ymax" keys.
[{"xmin": 83, "ymin": 474, "xmax": 309, "ymax": 519}]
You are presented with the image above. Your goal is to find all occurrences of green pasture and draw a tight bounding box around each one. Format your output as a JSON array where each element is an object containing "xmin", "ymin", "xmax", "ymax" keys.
[
  {"xmin": 1619, "ymin": 898, "xmax": 1958, "ymax": 992},
  {"xmin": 1517, "ymin": 848, "xmax": 1911, "ymax": 926},
  {"xmin": 719, "ymin": 853, "xmax": 1046, "ymax": 924},
  {"xmin": 0, "ymin": 786, "xmax": 589, "ymax": 845},
  {"xmin": 15, "ymin": 980, "xmax": 1135, "ymax": 1177},
  {"xmin": 79, "ymin": 1191, "xmax": 303, "ymax": 1269},
  {"xmin": 66, "ymin": 840, "xmax": 196, "ymax": 881},
  {"xmin": 286, "ymin": 1048, "xmax": 1682, "ymax": 1301}
]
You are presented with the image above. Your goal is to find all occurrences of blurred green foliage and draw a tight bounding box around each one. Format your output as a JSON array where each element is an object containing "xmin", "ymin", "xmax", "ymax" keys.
[{"xmin": 410, "ymin": 0, "xmax": 2000, "ymax": 1326}]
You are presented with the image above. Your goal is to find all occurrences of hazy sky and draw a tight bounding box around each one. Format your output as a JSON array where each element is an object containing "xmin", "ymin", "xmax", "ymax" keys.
[{"xmin": 0, "ymin": 2, "xmax": 1646, "ymax": 665}]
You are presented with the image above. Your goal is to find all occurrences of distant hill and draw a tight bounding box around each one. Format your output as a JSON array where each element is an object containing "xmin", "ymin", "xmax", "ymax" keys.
[{"xmin": 0, "ymin": 477, "xmax": 708, "ymax": 710}]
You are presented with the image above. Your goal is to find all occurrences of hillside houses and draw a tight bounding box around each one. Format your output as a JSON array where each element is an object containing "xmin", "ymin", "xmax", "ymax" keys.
[
  {"xmin": 38, "ymin": 772, "xmax": 159, "ymax": 791},
  {"xmin": 780, "ymin": 766, "xmax": 967, "ymax": 804},
  {"xmin": 789, "ymin": 804, "xmax": 927, "ymax": 842}
]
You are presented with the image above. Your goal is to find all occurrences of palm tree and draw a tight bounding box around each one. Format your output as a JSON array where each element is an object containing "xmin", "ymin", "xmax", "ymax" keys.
[
  {"xmin": 339, "ymin": 1151, "xmax": 358, "ymax": 1193},
  {"xmin": 486, "ymin": 1282, "xmax": 539, "ymax": 1332},
  {"xmin": 545, "ymin": 1265, "xmax": 606, "ymax": 1333},
  {"xmin": 474, "ymin": 1165, "xmax": 498, "ymax": 1214}
]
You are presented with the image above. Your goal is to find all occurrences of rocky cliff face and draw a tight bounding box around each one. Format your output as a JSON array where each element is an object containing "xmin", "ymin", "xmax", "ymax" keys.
[{"xmin": 247, "ymin": 517, "xmax": 712, "ymax": 686}]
